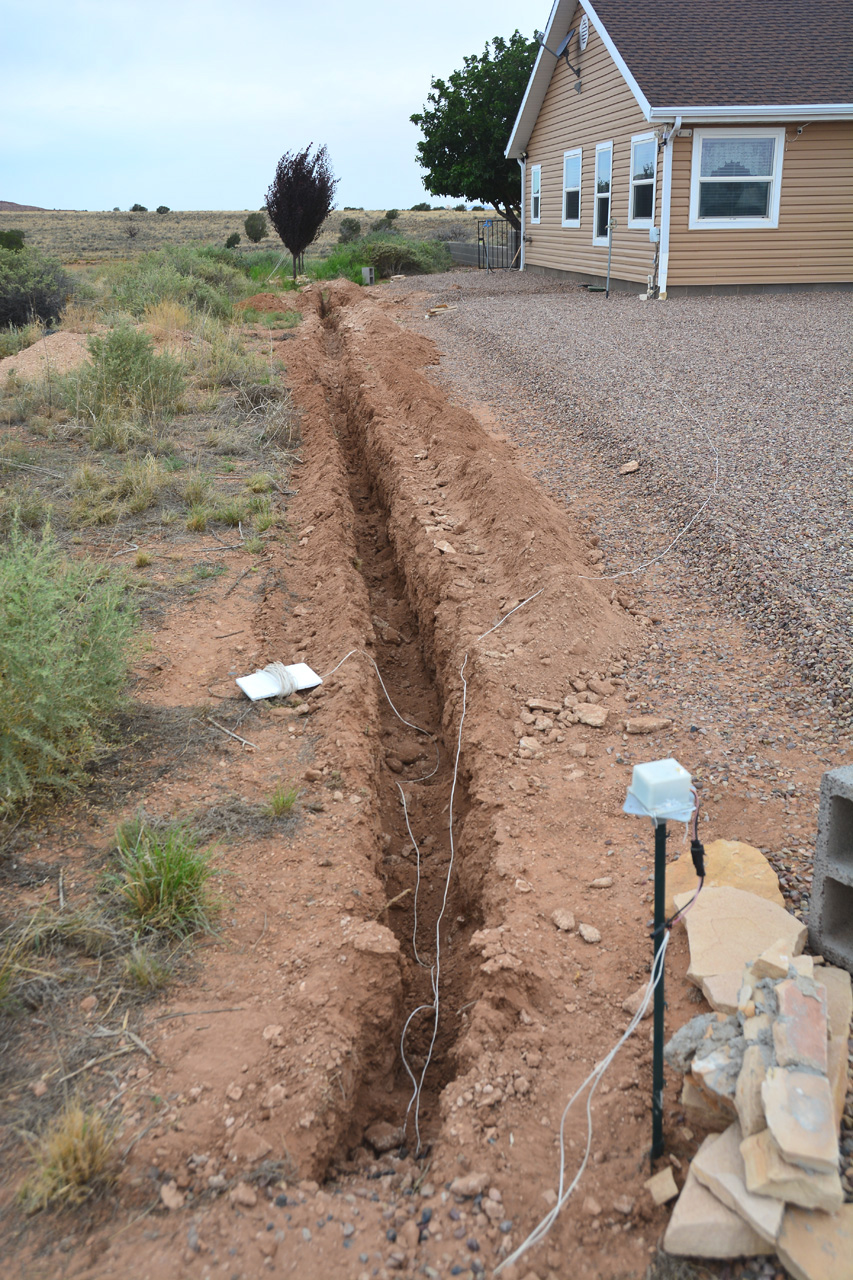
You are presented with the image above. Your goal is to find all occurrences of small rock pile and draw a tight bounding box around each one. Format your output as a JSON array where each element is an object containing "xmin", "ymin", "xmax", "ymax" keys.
[{"xmin": 661, "ymin": 896, "xmax": 853, "ymax": 1279}]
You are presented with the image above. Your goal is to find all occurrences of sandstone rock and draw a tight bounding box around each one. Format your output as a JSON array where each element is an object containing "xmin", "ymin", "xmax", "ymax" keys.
[
  {"xmin": 518, "ymin": 735, "xmax": 540, "ymax": 753},
  {"xmin": 578, "ymin": 923, "xmax": 601, "ymax": 944},
  {"xmin": 619, "ymin": 460, "xmax": 640, "ymax": 474},
  {"xmin": 551, "ymin": 909, "xmax": 575, "ymax": 932},
  {"xmin": 740, "ymin": 1129, "xmax": 844, "ymax": 1213},
  {"xmin": 364, "ymin": 1121, "xmax": 404, "ymax": 1154},
  {"xmin": 262, "ymin": 1024, "xmax": 284, "ymax": 1047},
  {"xmin": 450, "ymin": 1171, "xmax": 490, "ymax": 1198},
  {"xmin": 582, "ymin": 1195, "xmax": 602, "ymax": 1216},
  {"xmin": 229, "ymin": 1127, "xmax": 273, "ymax": 1163},
  {"xmin": 160, "ymin": 1180, "xmax": 185, "ymax": 1210},
  {"xmin": 526, "ymin": 698, "xmax": 562, "ymax": 713},
  {"xmin": 622, "ymin": 983, "xmax": 652, "ymax": 1020},
  {"xmin": 680, "ymin": 1076, "xmax": 733, "ymax": 1132},
  {"xmin": 777, "ymin": 1204, "xmax": 853, "ymax": 1280},
  {"xmin": 701, "ymin": 972, "xmax": 743, "ymax": 1015},
  {"xmin": 791, "ymin": 955, "xmax": 815, "ymax": 979},
  {"xmin": 352, "ymin": 922, "xmax": 400, "ymax": 955},
  {"xmin": 644, "ymin": 1166, "xmax": 679, "ymax": 1205},
  {"xmin": 675, "ymin": 887, "xmax": 806, "ymax": 988},
  {"xmin": 761, "ymin": 1068, "xmax": 839, "ymax": 1174},
  {"xmin": 625, "ymin": 715, "xmax": 672, "ymax": 735},
  {"xmin": 229, "ymin": 1181, "xmax": 257, "ymax": 1208},
  {"xmin": 773, "ymin": 978, "xmax": 828, "ymax": 1073},
  {"xmin": 663, "ymin": 1142, "xmax": 773, "ymax": 1259},
  {"xmin": 575, "ymin": 705, "xmax": 608, "ymax": 728},
  {"xmin": 691, "ymin": 1123, "xmax": 784, "ymax": 1244},
  {"xmin": 753, "ymin": 937, "xmax": 795, "ymax": 981},
  {"xmin": 735, "ymin": 1044, "xmax": 769, "ymax": 1138},
  {"xmin": 665, "ymin": 839, "xmax": 784, "ymax": 917},
  {"xmin": 590, "ymin": 876, "xmax": 613, "ymax": 888},
  {"xmin": 613, "ymin": 1194, "xmax": 634, "ymax": 1216}
]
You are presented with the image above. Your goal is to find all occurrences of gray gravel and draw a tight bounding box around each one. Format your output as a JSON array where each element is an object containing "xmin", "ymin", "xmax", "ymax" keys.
[{"xmin": 388, "ymin": 271, "xmax": 852, "ymax": 728}]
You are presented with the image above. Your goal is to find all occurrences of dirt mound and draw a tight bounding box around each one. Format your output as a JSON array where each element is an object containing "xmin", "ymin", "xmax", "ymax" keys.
[
  {"xmin": 236, "ymin": 292, "xmax": 290, "ymax": 312},
  {"xmin": 0, "ymin": 330, "xmax": 93, "ymax": 381}
]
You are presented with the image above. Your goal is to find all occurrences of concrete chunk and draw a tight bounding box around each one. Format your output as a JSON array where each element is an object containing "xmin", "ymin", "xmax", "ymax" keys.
[
  {"xmin": 676, "ymin": 887, "xmax": 807, "ymax": 988},
  {"xmin": 691, "ymin": 1123, "xmax": 784, "ymax": 1243},
  {"xmin": 666, "ymin": 838, "xmax": 784, "ymax": 918},
  {"xmin": 777, "ymin": 1204, "xmax": 853, "ymax": 1280},
  {"xmin": 740, "ymin": 1129, "xmax": 844, "ymax": 1213},
  {"xmin": 762, "ymin": 1068, "xmax": 839, "ymax": 1174},
  {"xmin": 663, "ymin": 1139, "xmax": 774, "ymax": 1259}
]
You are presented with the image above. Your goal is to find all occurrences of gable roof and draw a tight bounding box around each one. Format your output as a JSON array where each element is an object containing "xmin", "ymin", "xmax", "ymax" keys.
[{"xmin": 507, "ymin": 0, "xmax": 853, "ymax": 158}]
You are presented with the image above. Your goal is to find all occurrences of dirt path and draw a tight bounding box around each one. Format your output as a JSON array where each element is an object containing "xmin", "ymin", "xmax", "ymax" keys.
[{"xmin": 3, "ymin": 279, "xmax": 846, "ymax": 1280}]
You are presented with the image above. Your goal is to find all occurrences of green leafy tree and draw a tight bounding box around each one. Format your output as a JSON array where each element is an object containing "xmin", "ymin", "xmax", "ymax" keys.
[
  {"xmin": 411, "ymin": 32, "xmax": 537, "ymax": 231},
  {"xmin": 244, "ymin": 212, "xmax": 268, "ymax": 243}
]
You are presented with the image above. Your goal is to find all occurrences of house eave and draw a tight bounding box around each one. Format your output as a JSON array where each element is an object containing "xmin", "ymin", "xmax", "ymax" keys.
[{"xmin": 648, "ymin": 103, "xmax": 853, "ymax": 123}]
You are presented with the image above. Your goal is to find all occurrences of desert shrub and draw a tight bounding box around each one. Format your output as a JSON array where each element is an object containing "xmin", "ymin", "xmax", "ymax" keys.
[
  {"xmin": 66, "ymin": 326, "xmax": 184, "ymax": 428},
  {"xmin": 0, "ymin": 524, "xmax": 137, "ymax": 812},
  {"xmin": 0, "ymin": 247, "xmax": 71, "ymax": 328},
  {"xmin": 130, "ymin": 203, "xmax": 148, "ymax": 213},
  {"xmin": 156, "ymin": 205, "xmax": 170, "ymax": 214},
  {"xmin": 338, "ymin": 217, "xmax": 361, "ymax": 244},
  {"xmin": 225, "ymin": 232, "xmax": 240, "ymax": 249},
  {"xmin": 410, "ymin": 202, "xmax": 431, "ymax": 212},
  {"xmin": 19, "ymin": 1102, "xmax": 117, "ymax": 1211},
  {"xmin": 107, "ymin": 246, "xmax": 247, "ymax": 319},
  {"xmin": 109, "ymin": 816, "xmax": 219, "ymax": 936},
  {"xmin": 244, "ymin": 212, "xmax": 268, "ymax": 243},
  {"xmin": 0, "ymin": 320, "xmax": 43, "ymax": 359},
  {"xmin": 454, "ymin": 203, "xmax": 467, "ymax": 212},
  {"xmin": 0, "ymin": 229, "xmax": 25, "ymax": 252},
  {"xmin": 385, "ymin": 209, "xmax": 399, "ymax": 222},
  {"xmin": 310, "ymin": 236, "xmax": 452, "ymax": 282}
]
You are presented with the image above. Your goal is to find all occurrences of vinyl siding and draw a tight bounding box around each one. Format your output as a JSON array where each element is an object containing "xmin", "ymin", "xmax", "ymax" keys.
[
  {"xmin": 667, "ymin": 121, "xmax": 853, "ymax": 285},
  {"xmin": 523, "ymin": 6, "xmax": 657, "ymax": 285}
]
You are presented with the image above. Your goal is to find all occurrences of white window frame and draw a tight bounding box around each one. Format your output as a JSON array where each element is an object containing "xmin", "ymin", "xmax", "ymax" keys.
[
  {"xmin": 530, "ymin": 164, "xmax": 541, "ymax": 224},
  {"xmin": 592, "ymin": 141, "xmax": 613, "ymax": 246},
  {"xmin": 561, "ymin": 148, "xmax": 582, "ymax": 228},
  {"xmin": 628, "ymin": 131, "xmax": 657, "ymax": 229},
  {"xmin": 689, "ymin": 127, "xmax": 785, "ymax": 230}
]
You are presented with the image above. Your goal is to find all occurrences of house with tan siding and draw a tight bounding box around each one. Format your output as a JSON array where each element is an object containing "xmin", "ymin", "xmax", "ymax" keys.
[{"xmin": 506, "ymin": 0, "xmax": 853, "ymax": 295}]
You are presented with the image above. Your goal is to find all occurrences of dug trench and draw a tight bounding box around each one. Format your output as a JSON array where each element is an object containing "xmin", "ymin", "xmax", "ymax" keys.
[{"xmin": 18, "ymin": 280, "xmax": 746, "ymax": 1280}]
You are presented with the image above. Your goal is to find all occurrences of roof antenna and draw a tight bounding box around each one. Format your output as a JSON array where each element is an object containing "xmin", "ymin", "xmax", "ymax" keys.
[{"xmin": 535, "ymin": 27, "xmax": 581, "ymax": 78}]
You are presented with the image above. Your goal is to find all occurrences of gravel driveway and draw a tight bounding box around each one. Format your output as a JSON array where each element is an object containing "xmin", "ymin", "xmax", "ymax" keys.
[{"xmin": 389, "ymin": 271, "xmax": 852, "ymax": 729}]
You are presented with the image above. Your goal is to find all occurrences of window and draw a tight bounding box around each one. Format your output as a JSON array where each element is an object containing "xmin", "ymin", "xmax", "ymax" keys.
[
  {"xmin": 562, "ymin": 149, "xmax": 581, "ymax": 227},
  {"xmin": 629, "ymin": 133, "xmax": 656, "ymax": 227},
  {"xmin": 689, "ymin": 128, "xmax": 785, "ymax": 229},
  {"xmin": 593, "ymin": 142, "xmax": 612, "ymax": 245},
  {"xmin": 531, "ymin": 164, "xmax": 541, "ymax": 224}
]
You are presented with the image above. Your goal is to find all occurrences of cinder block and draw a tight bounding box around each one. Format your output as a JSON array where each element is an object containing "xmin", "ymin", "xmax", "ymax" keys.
[{"xmin": 808, "ymin": 766, "xmax": 853, "ymax": 973}]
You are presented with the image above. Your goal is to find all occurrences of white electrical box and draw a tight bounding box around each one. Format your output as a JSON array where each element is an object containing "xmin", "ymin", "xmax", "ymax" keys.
[
  {"xmin": 649, "ymin": 226, "xmax": 660, "ymax": 243},
  {"xmin": 626, "ymin": 758, "xmax": 693, "ymax": 820}
]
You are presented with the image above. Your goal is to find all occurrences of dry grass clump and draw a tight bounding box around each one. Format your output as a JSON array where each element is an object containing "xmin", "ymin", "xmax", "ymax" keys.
[
  {"xmin": 19, "ymin": 1101, "xmax": 117, "ymax": 1212},
  {"xmin": 70, "ymin": 453, "xmax": 168, "ymax": 524},
  {"xmin": 143, "ymin": 298, "xmax": 192, "ymax": 343},
  {"xmin": 109, "ymin": 814, "xmax": 220, "ymax": 937}
]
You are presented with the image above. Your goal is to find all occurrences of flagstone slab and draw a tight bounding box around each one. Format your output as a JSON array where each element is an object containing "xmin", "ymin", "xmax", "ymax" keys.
[
  {"xmin": 777, "ymin": 1204, "xmax": 853, "ymax": 1280},
  {"xmin": 692, "ymin": 1122, "xmax": 784, "ymax": 1243},
  {"xmin": 665, "ymin": 838, "xmax": 784, "ymax": 917},
  {"xmin": 762, "ymin": 1068, "xmax": 839, "ymax": 1174},
  {"xmin": 663, "ymin": 1139, "xmax": 774, "ymax": 1259},
  {"xmin": 674, "ymin": 887, "xmax": 806, "ymax": 988},
  {"xmin": 740, "ymin": 1129, "xmax": 843, "ymax": 1213}
]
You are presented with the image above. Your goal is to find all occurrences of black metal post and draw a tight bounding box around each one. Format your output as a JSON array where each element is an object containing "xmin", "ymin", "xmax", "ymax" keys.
[{"xmin": 652, "ymin": 819, "xmax": 667, "ymax": 1164}]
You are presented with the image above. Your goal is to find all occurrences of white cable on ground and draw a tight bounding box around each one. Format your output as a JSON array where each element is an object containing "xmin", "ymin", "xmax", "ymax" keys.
[
  {"xmin": 477, "ymin": 589, "xmax": 544, "ymax": 641},
  {"xmin": 495, "ymin": 930, "xmax": 671, "ymax": 1275}
]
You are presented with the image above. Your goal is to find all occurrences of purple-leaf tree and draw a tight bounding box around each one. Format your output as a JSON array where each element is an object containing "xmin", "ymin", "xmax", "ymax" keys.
[{"xmin": 265, "ymin": 145, "xmax": 339, "ymax": 280}]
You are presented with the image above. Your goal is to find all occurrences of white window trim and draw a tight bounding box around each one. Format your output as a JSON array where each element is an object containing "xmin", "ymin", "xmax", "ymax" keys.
[
  {"xmin": 592, "ymin": 141, "xmax": 613, "ymax": 247},
  {"xmin": 689, "ymin": 127, "xmax": 785, "ymax": 230},
  {"xmin": 627, "ymin": 131, "xmax": 657, "ymax": 229},
  {"xmin": 561, "ymin": 148, "xmax": 582, "ymax": 228},
  {"xmin": 530, "ymin": 164, "xmax": 541, "ymax": 224}
]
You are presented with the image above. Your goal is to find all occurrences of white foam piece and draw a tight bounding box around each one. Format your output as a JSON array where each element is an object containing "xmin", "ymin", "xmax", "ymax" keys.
[{"xmin": 235, "ymin": 662, "xmax": 322, "ymax": 701}]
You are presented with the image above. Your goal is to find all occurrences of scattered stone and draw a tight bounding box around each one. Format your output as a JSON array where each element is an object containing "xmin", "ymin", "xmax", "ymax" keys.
[
  {"xmin": 434, "ymin": 540, "xmax": 456, "ymax": 555},
  {"xmin": 740, "ymin": 1129, "xmax": 844, "ymax": 1213},
  {"xmin": 777, "ymin": 1204, "xmax": 853, "ymax": 1280},
  {"xmin": 386, "ymin": 756, "xmax": 404, "ymax": 774},
  {"xmin": 229, "ymin": 1127, "xmax": 273, "ymax": 1163},
  {"xmin": 79, "ymin": 995, "xmax": 98, "ymax": 1014},
  {"xmin": 735, "ymin": 1043, "xmax": 769, "ymax": 1138},
  {"xmin": 526, "ymin": 698, "xmax": 561, "ymax": 713},
  {"xmin": 663, "ymin": 1142, "xmax": 773, "ymax": 1258},
  {"xmin": 449, "ymin": 1172, "xmax": 490, "ymax": 1199},
  {"xmin": 675, "ymin": 887, "xmax": 806, "ymax": 988},
  {"xmin": 262, "ymin": 1024, "xmax": 284, "ymax": 1047},
  {"xmin": 575, "ymin": 705, "xmax": 608, "ymax": 728},
  {"xmin": 619, "ymin": 460, "xmax": 640, "ymax": 474},
  {"xmin": 691, "ymin": 1123, "xmax": 784, "ymax": 1243},
  {"xmin": 230, "ymin": 1182, "xmax": 258, "ymax": 1208},
  {"xmin": 644, "ymin": 1166, "xmax": 679, "ymax": 1205},
  {"xmin": 622, "ymin": 983, "xmax": 652, "ymax": 1020},
  {"xmin": 303, "ymin": 768, "xmax": 322, "ymax": 782},
  {"xmin": 578, "ymin": 923, "xmax": 601, "ymax": 944},
  {"xmin": 582, "ymin": 1195, "xmax": 602, "ymax": 1216},
  {"xmin": 551, "ymin": 908, "xmax": 575, "ymax": 932},
  {"xmin": 625, "ymin": 715, "xmax": 672, "ymax": 734},
  {"xmin": 518, "ymin": 735, "xmax": 540, "ymax": 754},
  {"xmin": 761, "ymin": 1068, "xmax": 839, "ymax": 1174},
  {"xmin": 160, "ymin": 1180, "xmax": 185, "ymax": 1211},
  {"xmin": 665, "ymin": 838, "xmax": 785, "ymax": 917},
  {"xmin": 30, "ymin": 1079, "xmax": 48, "ymax": 1098},
  {"xmin": 226, "ymin": 1083, "xmax": 243, "ymax": 1102},
  {"xmin": 590, "ymin": 876, "xmax": 613, "ymax": 888},
  {"xmin": 613, "ymin": 1195, "xmax": 634, "ymax": 1216},
  {"xmin": 364, "ymin": 1121, "xmax": 404, "ymax": 1154}
]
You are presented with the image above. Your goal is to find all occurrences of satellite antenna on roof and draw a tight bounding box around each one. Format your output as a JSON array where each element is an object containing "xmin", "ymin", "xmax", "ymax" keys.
[{"xmin": 535, "ymin": 27, "xmax": 581, "ymax": 78}]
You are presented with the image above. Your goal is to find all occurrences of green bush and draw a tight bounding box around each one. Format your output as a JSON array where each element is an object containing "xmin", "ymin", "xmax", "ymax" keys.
[
  {"xmin": 0, "ymin": 524, "xmax": 137, "ymax": 813},
  {"xmin": 130, "ymin": 203, "xmax": 148, "ymax": 213},
  {"xmin": 244, "ymin": 212, "xmax": 268, "ymax": 243},
  {"xmin": 454, "ymin": 204, "xmax": 467, "ymax": 212},
  {"xmin": 312, "ymin": 235, "xmax": 452, "ymax": 282},
  {"xmin": 66, "ymin": 326, "xmax": 185, "ymax": 427},
  {"xmin": 0, "ymin": 247, "xmax": 71, "ymax": 328},
  {"xmin": 156, "ymin": 205, "xmax": 170, "ymax": 215},
  {"xmin": 410, "ymin": 202, "xmax": 431, "ymax": 212},
  {"xmin": 107, "ymin": 245, "xmax": 246, "ymax": 319},
  {"xmin": 0, "ymin": 230, "xmax": 25, "ymax": 252},
  {"xmin": 338, "ymin": 217, "xmax": 361, "ymax": 244},
  {"xmin": 225, "ymin": 232, "xmax": 241, "ymax": 249},
  {"xmin": 385, "ymin": 209, "xmax": 399, "ymax": 222}
]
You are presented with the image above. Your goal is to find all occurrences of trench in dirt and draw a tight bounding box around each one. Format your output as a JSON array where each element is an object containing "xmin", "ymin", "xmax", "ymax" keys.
[{"xmin": 318, "ymin": 315, "xmax": 484, "ymax": 1155}]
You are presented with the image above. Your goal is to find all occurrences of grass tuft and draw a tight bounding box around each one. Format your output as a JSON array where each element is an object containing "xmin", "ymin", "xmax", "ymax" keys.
[
  {"xmin": 19, "ymin": 1101, "xmax": 117, "ymax": 1212},
  {"xmin": 123, "ymin": 945, "xmax": 172, "ymax": 992},
  {"xmin": 109, "ymin": 815, "xmax": 220, "ymax": 937},
  {"xmin": 264, "ymin": 782, "xmax": 300, "ymax": 817}
]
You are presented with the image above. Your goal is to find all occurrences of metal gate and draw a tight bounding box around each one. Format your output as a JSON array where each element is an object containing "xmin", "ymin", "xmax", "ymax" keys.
[{"xmin": 477, "ymin": 218, "xmax": 520, "ymax": 270}]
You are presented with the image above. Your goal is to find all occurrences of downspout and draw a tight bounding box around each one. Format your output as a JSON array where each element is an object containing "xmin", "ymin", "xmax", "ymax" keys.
[
  {"xmin": 518, "ymin": 156, "xmax": 526, "ymax": 270},
  {"xmin": 657, "ymin": 115, "xmax": 681, "ymax": 299}
]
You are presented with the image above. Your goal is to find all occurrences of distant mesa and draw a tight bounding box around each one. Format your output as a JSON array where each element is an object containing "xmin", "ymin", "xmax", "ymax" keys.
[{"xmin": 0, "ymin": 200, "xmax": 50, "ymax": 211}]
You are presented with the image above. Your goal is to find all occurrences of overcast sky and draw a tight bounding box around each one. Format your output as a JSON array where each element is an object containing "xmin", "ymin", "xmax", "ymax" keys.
[{"xmin": 3, "ymin": 0, "xmax": 542, "ymax": 211}]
